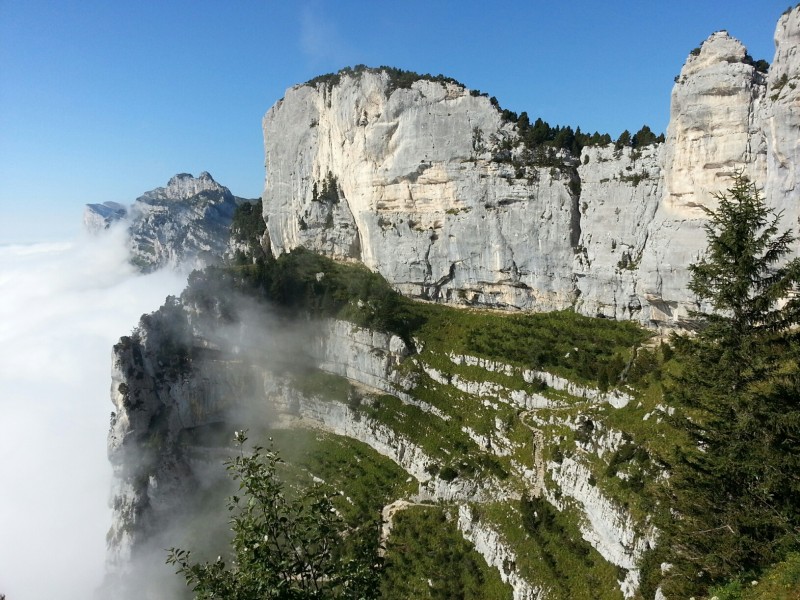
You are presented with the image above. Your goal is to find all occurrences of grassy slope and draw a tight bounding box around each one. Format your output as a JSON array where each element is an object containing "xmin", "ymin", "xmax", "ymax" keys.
[
  {"xmin": 183, "ymin": 241, "xmax": 700, "ymax": 597},
  {"xmin": 177, "ymin": 425, "xmax": 511, "ymax": 598}
]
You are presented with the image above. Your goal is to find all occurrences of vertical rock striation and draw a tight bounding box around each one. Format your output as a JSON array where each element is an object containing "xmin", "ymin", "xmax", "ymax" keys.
[
  {"xmin": 636, "ymin": 31, "xmax": 770, "ymax": 323},
  {"xmin": 764, "ymin": 7, "xmax": 800, "ymax": 241},
  {"xmin": 263, "ymin": 73, "xmax": 580, "ymax": 311}
]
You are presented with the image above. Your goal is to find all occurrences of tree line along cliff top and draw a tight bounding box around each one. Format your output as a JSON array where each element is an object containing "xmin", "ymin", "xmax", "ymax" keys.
[{"xmin": 302, "ymin": 64, "xmax": 665, "ymax": 158}]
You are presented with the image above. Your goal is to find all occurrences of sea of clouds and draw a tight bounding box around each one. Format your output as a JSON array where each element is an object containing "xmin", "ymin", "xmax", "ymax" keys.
[{"xmin": 0, "ymin": 226, "xmax": 186, "ymax": 599}]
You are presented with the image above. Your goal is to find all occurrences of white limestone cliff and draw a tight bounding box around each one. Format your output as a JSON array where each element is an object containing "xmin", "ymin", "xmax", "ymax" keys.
[
  {"xmin": 106, "ymin": 276, "xmax": 652, "ymax": 595},
  {"xmin": 458, "ymin": 505, "xmax": 546, "ymax": 600},
  {"xmin": 546, "ymin": 456, "xmax": 655, "ymax": 597},
  {"xmin": 636, "ymin": 31, "xmax": 770, "ymax": 324},
  {"xmin": 260, "ymin": 8, "xmax": 800, "ymax": 326},
  {"xmin": 764, "ymin": 7, "xmax": 800, "ymax": 246},
  {"xmin": 574, "ymin": 144, "xmax": 662, "ymax": 321},
  {"xmin": 263, "ymin": 73, "xmax": 580, "ymax": 312}
]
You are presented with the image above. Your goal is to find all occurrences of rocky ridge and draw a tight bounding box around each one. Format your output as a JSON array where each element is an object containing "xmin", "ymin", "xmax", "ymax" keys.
[{"xmin": 102, "ymin": 7, "xmax": 800, "ymax": 599}]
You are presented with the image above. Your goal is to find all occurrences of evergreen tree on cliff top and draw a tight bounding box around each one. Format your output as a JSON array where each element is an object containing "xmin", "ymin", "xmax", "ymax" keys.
[{"xmin": 660, "ymin": 173, "xmax": 800, "ymax": 597}]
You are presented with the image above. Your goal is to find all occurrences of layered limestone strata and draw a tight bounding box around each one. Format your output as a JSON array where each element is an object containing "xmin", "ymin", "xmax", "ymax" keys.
[
  {"xmin": 458, "ymin": 505, "xmax": 545, "ymax": 600},
  {"xmin": 546, "ymin": 457, "xmax": 654, "ymax": 597},
  {"xmin": 261, "ymin": 8, "xmax": 800, "ymax": 326},
  {"xmin": 105, "ymin": 290, "xmax": 649, "ymax": 598},
  {"xmin": 104, "ymin": 304, "xmax": 519, "ymax": 595}
]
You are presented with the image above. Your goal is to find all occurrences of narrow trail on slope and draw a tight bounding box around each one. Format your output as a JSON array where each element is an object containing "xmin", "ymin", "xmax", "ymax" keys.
[{"xmin": 519, "ymin": 411, "xmax": 545, "ymax": 498}]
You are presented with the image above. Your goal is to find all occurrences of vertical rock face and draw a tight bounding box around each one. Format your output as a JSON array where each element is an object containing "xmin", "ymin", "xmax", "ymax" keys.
[
  {"xmin": 106, "ymin": 289, "xmax": 650, "ymax": 598},
  {"xmin": 636, "ymin": 31, "xmax": 770, "ymax": 323},
  {"xmin": 664, "ymin": 31, "xmax": 767, "ymax": 208},
  {"xmin": 104, "ymin": 291, "xmax": 297, "ymax": 599},
  {"xmin": 261, "ymin": 7, "xmax": 800, "ymax": 326},
  {"xmin": 263, "ymin": 72, "xmax": 580, "ymax": 311},
  {"xmin": 764, "ymin": 7, "xmax": 800, "ymax": 242},
  {"xmin": 574, "ymin": 144, "xmax": 663, "ymax": 321}
]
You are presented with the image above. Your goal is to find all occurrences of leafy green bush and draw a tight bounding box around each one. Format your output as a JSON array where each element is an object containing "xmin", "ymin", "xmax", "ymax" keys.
[{"xmin": 167, "ymin": 431, "xmax": 381, "ymax": 599}]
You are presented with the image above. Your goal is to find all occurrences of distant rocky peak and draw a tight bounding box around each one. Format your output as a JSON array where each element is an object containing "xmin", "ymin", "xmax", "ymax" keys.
[
  {"xmin": 83, "ymin": 171, "xmax": 246, "ymax": 272},
  {"xmin": 140, "ymin": 171, "xmax": 229, "ymax": 203},
  {"xmin": 82, "ymin": 201, "xmax": 127, "ymax": 233}
]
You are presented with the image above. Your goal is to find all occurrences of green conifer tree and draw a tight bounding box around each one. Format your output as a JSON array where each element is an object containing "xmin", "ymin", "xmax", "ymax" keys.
[{"xmin": 660, "ymin": 174, "xmax": 800, "ymax": 597}]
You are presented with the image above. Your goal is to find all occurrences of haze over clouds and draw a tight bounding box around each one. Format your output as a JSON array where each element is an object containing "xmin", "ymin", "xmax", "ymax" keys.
[{"xmin": 0, "ymin": 227, "xmax": 186, "ymax": 599}]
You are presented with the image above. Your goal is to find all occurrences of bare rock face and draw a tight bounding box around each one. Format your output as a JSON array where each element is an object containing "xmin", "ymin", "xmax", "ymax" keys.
[
  {"xmin": 127, "ymin": 172, "xmax": 243, "ymax": 272},
  {"xmin": 261, "ymin": 7, "xmax": 800, "ymax": 327},
  {"xmin": 664, "ymin": 30, "xmax": 767, "ymax": 207},
  {"xmin": 83, "ymin": 201, "xmax": 127, "ymax": 232},
  {"xmin": 574, "ymin": 144, "xmax": 663, "ymax": 321},
  {"xmin": 84, "ymin": 172, "xmax": 249, "ymax": 273},
  {"xmin": 635, "ymin": 32, "xmax": 769, "ymax": 323},
  {"xmin": 764, "ymin": 7, "xmax": 800, "ymax": 246},
  {"xmin": 263, "ymin": 72, "xmax": 580, "ymax": 312}
]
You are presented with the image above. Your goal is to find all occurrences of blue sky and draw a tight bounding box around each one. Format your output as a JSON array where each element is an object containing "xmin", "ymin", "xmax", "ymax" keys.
[{"xmin": 0, "ymin": 0, "xmax": 792, "ymax": 242}]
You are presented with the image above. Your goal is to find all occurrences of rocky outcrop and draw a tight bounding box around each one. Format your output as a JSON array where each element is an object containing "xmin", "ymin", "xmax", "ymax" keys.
[
  {"xmin": 449, "ymin": 352, "xmax": 633, "ymax": 408},
  {"xmin": 636, "ymin": 32, "xmax": 769, "ymax": 323},
  {"xmin": 261, "ymin": 7, "xmax": 800, "ymax": 327},
  {"xmin": 127, "ymin": 172, "xmax": 246, "ymax": 272},
  {"xmin": 104, "ymin": 297, "xmax": 516, "ymax": 596},
  {"xmin": 458, "ymin": 505, "xmax": 546, "ymax": 600},
  {"xmin": 546, "ymin": 456, "xmax": 655, "ymax": 597},
  {"xmin": 271, "ymin": 389, "xmax": 509, "ymax": 503},
  {"xmin": 764, "ymin": 7, "xmax": 800, "ymax": 242},
  {"xmin": 313, "ymin": 319, "xmax": 415, "ymax": 398}
]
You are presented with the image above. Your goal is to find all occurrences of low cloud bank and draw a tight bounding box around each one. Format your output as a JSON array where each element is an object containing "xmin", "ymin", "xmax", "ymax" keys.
[{"xmin": 0, "ymin": 226, "xmax": 186, "ymax": 600}]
